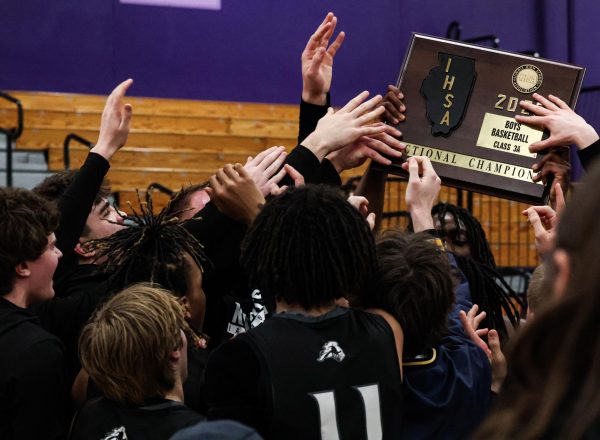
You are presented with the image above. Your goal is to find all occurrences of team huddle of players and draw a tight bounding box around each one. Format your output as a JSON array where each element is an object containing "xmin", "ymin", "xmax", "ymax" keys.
[{"xmin": 1, "ymin": 12, "xmax": 600, "ymax": 440}]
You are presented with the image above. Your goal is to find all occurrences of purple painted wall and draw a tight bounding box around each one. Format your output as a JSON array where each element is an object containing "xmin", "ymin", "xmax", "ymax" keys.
[{"xmin": 1, "ymin": 0, "xmax": 599, "ymax": 108}]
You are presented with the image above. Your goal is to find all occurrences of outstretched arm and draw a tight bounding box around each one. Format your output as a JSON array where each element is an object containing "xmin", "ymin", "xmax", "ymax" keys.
[
  {"xmin": 298, "ymin": 12, "xmax": 343, "ymax": 144},
  {"xmin": 301, "ymin": 12, "xmax": 345, "ymax": 106},
  {"xmin": 283, "ymin": 91, "xmax": 387, "ymax": 187},
  {"xmin": 54, "ymin": 79, "xmax": 133, "ymax": 281},
  {"xmin": 460, "ymin": 306, "xmax": 506, "ymax": 393},
  {"xmin": 205, "ymin": 164, "xmax": 265, "ymax": 226},
  {"xmin": 295, "ymin": 12, "xmax": 343, "ymax": 185},
  {"xmin": 302, "ymin": 91, "xmax": 386, "ymax": 159},
  {"xmin": 381, "ymin": 85, "xmax": 406, "ymax": 125},
  {"xmin": 516, "ymin": 93, "xmax": 598, "ymax": 153},
  {"xmin": 324, "ymin": 83, "xmax": 406, "ymax": 174},
  {"xmin": 522, "ymin": 182, "xmax": 565, "ymax": 257},
  {"xmin": 516, "ymin": 93, "xmax": 599, "ymax": 170},
  {"xmin": 403, "ymin": 156, "xmax": 442, "ymax": 232}
]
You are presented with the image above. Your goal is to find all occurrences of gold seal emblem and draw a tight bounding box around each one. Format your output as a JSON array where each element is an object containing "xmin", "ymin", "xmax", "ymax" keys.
[{"xmin": 512, "ymin": 64, "xmax": 543, "ymax": 93}]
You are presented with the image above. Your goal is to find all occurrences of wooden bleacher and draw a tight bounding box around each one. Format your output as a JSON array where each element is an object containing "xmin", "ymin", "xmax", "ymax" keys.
[{"xmin": 0, "ymin": 91, "xmax": 538, "ymax": 268}]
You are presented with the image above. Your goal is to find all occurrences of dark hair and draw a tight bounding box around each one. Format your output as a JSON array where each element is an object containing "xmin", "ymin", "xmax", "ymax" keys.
[
  {"xmin": 84, "ymin": 191, "xmax": 207, "ymax": 298},
  {"xmin": 240, "ymin": 185, "xmax": 377, "ymax": 310},
  {"xmin": 0, "ymin": 188, "xmax": 60, "ymax": 295},
  {"xmin": 475, "ymin": 162, "xmax": 600, "ymax": 440},
  {"xmin": 372, "ymin": 230, "xmax": 455, "ymax": 356},
  {"xmin": 34, "ymin": 170, "xmax": 111, "ymax": 207},
  {"xmin": 165, "ymin": 182, "xmax": 209, "ymax": 219},
  {"xmin": 34, "ymin": 171, "xmax": 110, "ymax": 236},
  {"xmin": 432, "ymin": 203, "xmax": 522, "ymax": 338}
]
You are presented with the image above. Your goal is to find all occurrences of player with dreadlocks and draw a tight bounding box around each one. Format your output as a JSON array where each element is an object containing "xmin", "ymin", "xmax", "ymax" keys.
[
  {"xmin": 204, "ymin": 184, "xmax": 403, "ymax": 439},
  {"xmin": 84, "ymin": 190, "xmax": 208, "ymax": 341},
  {"xmin": 431, "ymin": 202, "xmax": 522, "ymax": 339},
  {"xmin": 80, "ymin": 191, "xmax": 211, "ymax": 412}
]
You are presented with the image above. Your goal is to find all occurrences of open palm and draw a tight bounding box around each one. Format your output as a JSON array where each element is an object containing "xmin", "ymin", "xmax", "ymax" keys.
[{"xmin": 301, "ymin": 13, "xmax": 345, "ymax": 104}]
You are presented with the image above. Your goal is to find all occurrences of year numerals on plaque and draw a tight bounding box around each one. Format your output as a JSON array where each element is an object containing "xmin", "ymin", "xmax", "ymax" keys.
[{"xmin": 494, "ymin": 94, "xmax": 541, "ymax": 115}]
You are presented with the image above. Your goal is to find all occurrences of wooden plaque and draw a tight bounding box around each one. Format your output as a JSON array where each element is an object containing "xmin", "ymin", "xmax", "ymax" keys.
[{"xmin": 377, "ymin": 34, "xmax": 585, "ymax": 204}]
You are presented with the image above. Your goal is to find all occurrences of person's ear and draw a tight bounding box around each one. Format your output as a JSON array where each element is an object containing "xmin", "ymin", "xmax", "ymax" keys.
[
  {"xmin": 170, "ymin": 331, "xmax": 185, "ymax": 362},
  {"xmin": 552, "ymin": 249, "xmax": 570, "ymax": 298},
  {"xmin": 170, "ymin": 347, "xmax": 182, "ymax": 362},
  {"xmin": 74, "ymin": 242, "xmax": 96, "ymax": 259},
  {"xmin": 180, "ymin": 296, "xmax": 192, "ymax": 319},
  {"xmin": 14, "ymin": 261, "xmax": 31, "ymax": 278}
]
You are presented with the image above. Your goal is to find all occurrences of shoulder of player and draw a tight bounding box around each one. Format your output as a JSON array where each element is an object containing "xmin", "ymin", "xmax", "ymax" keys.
[{"xmin": 3, "ymin": 318, "xmax": 64, "ymax": 362}]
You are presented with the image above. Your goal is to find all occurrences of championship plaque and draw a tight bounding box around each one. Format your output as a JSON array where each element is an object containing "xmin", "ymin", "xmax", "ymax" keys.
[{"xmin": 378, "ymin": 34, "xmax": 585, "ymax": 204}]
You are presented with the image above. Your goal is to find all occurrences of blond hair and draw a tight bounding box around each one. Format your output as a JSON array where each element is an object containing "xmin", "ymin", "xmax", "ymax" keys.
[
  {"xmin": 526, "ymin": 264, "xmax": 550, "ymax": 315},
  {"xmin": 79, "ymin": 283, "xmax": 188, "ymax": 405}
]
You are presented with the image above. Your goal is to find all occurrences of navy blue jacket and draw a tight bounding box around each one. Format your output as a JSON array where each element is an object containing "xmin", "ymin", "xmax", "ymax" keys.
[{"xmin": 400, "ymin": 254, "xmax": 492, "ymax": 439}]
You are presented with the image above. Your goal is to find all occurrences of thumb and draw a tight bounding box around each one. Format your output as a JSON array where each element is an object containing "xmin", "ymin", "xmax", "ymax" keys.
[
  {"xmin": 554, "ymin": 182, "xmax": 566, "ymax": 213},
  {"xmin": 488, "ymin": 329, "xmax": 502, "ymax": 360},
  {"xmin": 407, "ymin": 157, "xmax": 420, "ymax": 182},
  {"xmin": 526, "ymin": 209, "xmax": 546, "ymax": 236},
  {"xmin": 528, "ymin": 137, "xmax": 554, "ymax": 153},
  {"xmin": 366, "ymin": 212, "xmax": 376, "ymax": 231},
  {"xmin": 120, "ymin": 103, "xmax": 133, "ymax": 132}
]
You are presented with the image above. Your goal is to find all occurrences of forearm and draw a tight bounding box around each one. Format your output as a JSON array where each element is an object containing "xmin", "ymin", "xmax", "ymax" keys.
[
  {"xmin": 573, "ymin": 124, "xmax": 599, "ymax": 151},
  {"xmin": 320, "ymin": 159, "xmax": 342, "ymax": 187},
  {"xmin": 298, "ymin": 95, "xmax": 329, "ymax": 144},
  {"xmin": 55, "ymin": 153, "xmax": 110, "ymax": 263},
  {"xmin": 577, "ymin": 138, "xmax": 600, "ymax": 170},
  {"xmin": 280, "ymin": 144, "xmax": 324, "ymax": 186},
  {"xmin": 410, "ymin": 207, "xmax": 435, "ymax": 232},
  {"xmin": 355, "ymin": 163, "xmax": 387, "ymax": 231}
]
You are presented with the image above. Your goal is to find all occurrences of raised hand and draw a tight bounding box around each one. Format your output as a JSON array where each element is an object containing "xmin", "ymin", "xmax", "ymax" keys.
[
  {"xmin": 347, "ymin": 195, "xmax": 376, "ymax": 230},
  {"xmin": 243, "ymin": 146, "xmax": 288, "ymax": 197},
  {"xmin": 206, "ymin": 164, "xmax": 265, "ymax": 225},
  {"xmin": 301, "ymin": 12, "xmax": 345, "ymax": 105},
  {"xmin": 380, "ymin": 85, "xmax": 406, "ymax": 125},
  {"xmin": 402, "ymin": 156, "xmax": 441, "ymax": 232},
  {"xmin": 302, "ymin": 91, "xmax": 387, "ymax": 161},
  {"xmin": 487, "ymin": 330, "xmax": 506, "ymax": 393},
  {"xmin": 92, "ymin": 79, "xmax": 134, "ymax": 161},
  {"xmin": 459, "ymin": 305, "xmax": 507, "ymax": 393},
  {"xmin": 522, "ymin": 182, "xmax": 565, "ymax": 256},
  {"xmin": 270, "ymin": 164, "xmax": 305, "ymax": 196},
  {"xmin": 516, "ymin": 93, "xmax": 599, "ymax": 152},
  {"xmin": 327, "ymin": 124, "xmax": 405, "ymax": 173},
  {"xmin": 531, "ymin": 148, "xmax": 570, "ymax": 208},
  {"xmin": 459, "ymin": 304, "xmax": 491, "ymax": 356}
]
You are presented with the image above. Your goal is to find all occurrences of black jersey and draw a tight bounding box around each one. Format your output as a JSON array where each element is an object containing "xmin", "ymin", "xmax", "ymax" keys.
[
  {"xmin": 206, "ymin": 307, "xmax": 402, "ymax": 440},
  {"xmin": 69, "ymin": 397, "xmax": 204, "ymax": 440}
]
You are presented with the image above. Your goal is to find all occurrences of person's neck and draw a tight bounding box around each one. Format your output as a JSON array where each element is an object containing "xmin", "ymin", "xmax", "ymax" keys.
[
  {"xmin": 3, "ymin": 286, "xmax": 28, "ymax": 308},
  {"xmin": 163, "ymin": 376, "xmax": 184, "ymax": 403},
  {"xmin": 276, "ymin": 300, "xmax": 337, "ymax": 317}
]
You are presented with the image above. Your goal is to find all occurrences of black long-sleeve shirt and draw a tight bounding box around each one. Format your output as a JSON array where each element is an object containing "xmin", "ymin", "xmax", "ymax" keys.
[
  {"xmin": 0, "ymin": 297, "xmax": 68, "ymax": 440},
  {"xmin": 53, "ymin": 152, "xmax": 110, "ymax": 295},
  {"xmin": 578, "ymin": 138, "xmax": 600, "ymax": 170},
  {"xmin": 288, "ymin": 95, "xmax": 341, "ymax": 187},
  {"xmin": 30, "ymin": 153, "xmax": 113, "ymax": 384},
  {"xmin": 185, "ymin": 96, "xmax": 343, "ymax": 348}
]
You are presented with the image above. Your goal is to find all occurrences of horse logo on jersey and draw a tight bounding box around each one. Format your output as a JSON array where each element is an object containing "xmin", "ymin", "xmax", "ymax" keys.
[
  {"xmin": 317, "ymin": 341, "xmax": 346, "ymax": 362},
  {"xmin": 101, "ymin": 426, "xmax": 127, "ymax": 440}
]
